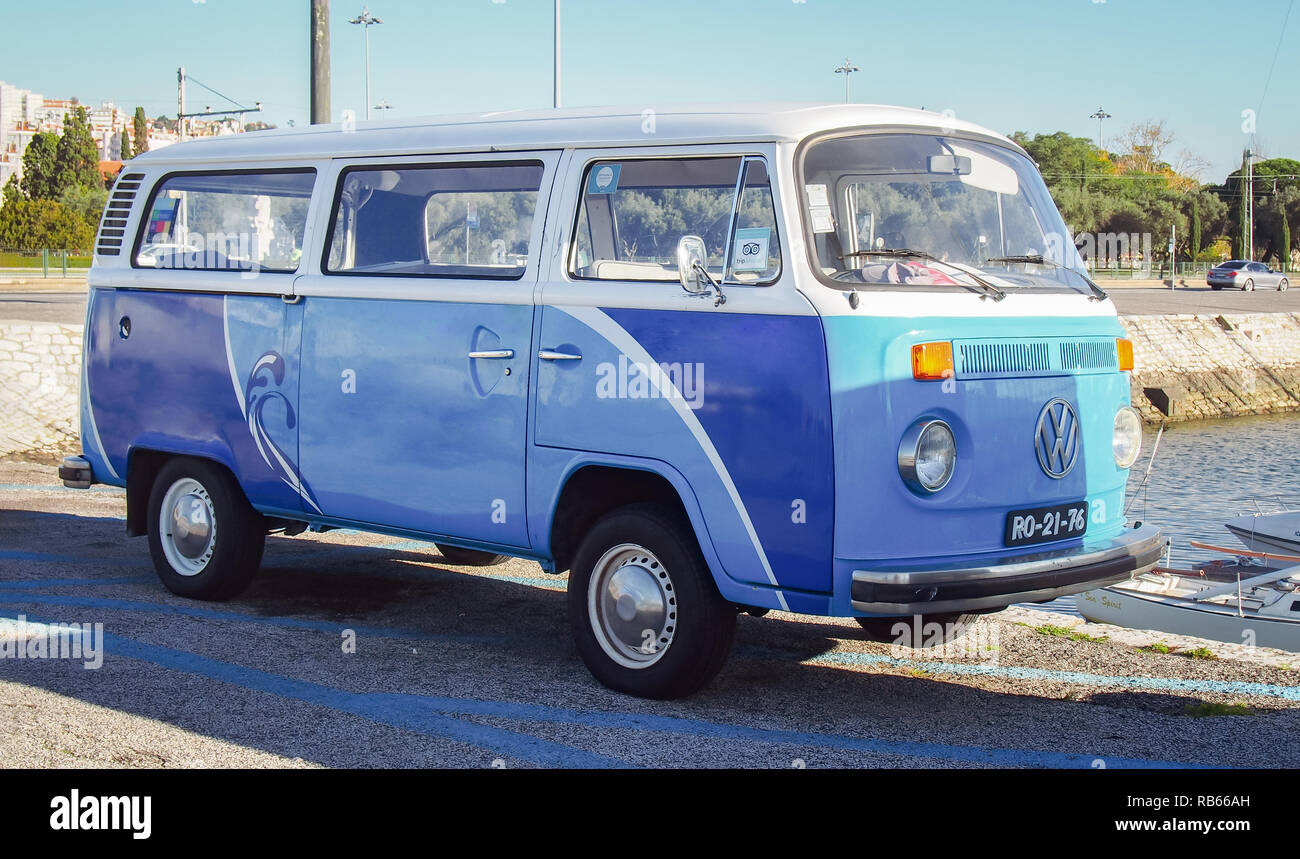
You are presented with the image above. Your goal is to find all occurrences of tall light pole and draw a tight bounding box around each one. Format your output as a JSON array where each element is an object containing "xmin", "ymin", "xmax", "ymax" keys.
[
  {"xmin": 1245, "ymin": 149, "xmax": 1260, "ymax": 261},
  {"xmin": 1090, "ymin": 107, "xmax": 1111, "ymax": 150},
  {"xmin": 554, "ymin": 0, "xmax": 562, "ymax": 109},
  {"xmin": 349, "ymin": 6, "xmax": 383, "ymax": 121},
  {"xmin": 834, "ymin": 58, "xmax": 859, "ymax": 104}
]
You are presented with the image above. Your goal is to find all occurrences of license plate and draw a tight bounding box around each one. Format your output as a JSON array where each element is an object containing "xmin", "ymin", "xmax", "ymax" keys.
[{"xmin": 1004, "ymin": 502, "xmax": 1088, "ymax": 547}]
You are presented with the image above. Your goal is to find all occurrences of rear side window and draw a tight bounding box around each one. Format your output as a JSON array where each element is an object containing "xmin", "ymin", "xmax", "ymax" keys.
[
  {"xmin": 571, "ymin": 156, "xmax": 781, "ymax": 284},
  {"xmin": 134, "ymin": 170, "xmax": 315, "ymax": 273},
  {"xmin": 324, "ymin": 161, "xmax": 544, "ymax": 279}
]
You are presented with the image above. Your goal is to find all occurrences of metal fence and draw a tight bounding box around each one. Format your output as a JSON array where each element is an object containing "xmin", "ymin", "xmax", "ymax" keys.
[{"xmin": 0, "ymin": 248, "xmax": 93, "ymax": 276}]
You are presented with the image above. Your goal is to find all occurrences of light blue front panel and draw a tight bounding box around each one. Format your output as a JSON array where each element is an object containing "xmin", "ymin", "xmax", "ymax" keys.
[
  {"xmin": 823, "ymin": 314, "xmax": 1133, "ymax": 567},
  {"xmin": 298, "ymin": 297, "xmax": 533, "ymax": 548}
]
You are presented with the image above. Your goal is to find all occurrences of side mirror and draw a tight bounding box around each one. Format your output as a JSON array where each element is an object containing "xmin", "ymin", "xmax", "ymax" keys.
[{"xmin": 676, "ymin": 235, "xmax": 709, "ymax": 295}]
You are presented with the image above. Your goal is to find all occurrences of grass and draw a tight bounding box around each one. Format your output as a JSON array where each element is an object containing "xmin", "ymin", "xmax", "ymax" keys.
[
  {"xmin": 1184, "ymin": 701, "xmax": 1254, "ymax": 718},
  {"xmin": 1181, "ymin": 646, "xmax": 1219, "ymax": 661},
  {"xmin": 1032, "ymin": 623, "xmax": 1108, "ymax": 643},
  {"xmin": 0, "ymin": 252, "xmax": 92, "ymax": 269},
  {"xmin": 1144, "ymin": 642, "xmax": 1172, "ymax": 654}
]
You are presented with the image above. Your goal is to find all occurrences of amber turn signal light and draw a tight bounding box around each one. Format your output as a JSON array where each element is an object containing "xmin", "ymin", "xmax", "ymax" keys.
[
  {"xmin": 1116, "ymin": 338, "xmax": 1134, "ymax": 372},
  {"xmin": 911, "ymin": 342, "xmax": 954, "ymax": 381}
]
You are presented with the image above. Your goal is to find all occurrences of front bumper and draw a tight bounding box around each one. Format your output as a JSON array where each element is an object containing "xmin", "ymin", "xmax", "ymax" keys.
[{"xmin": 850, "ymin": 523, "xmax": 1163, "ymax": 614}]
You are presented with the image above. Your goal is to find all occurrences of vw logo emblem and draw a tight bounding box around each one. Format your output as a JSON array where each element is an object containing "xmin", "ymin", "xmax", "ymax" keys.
[{"xmin": 1035, "ymin": 398, "xmax": 1080, "ymax": 479}]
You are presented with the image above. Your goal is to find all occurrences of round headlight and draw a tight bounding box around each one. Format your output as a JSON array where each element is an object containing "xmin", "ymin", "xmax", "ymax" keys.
[
  {"xmin": 1113, "ymin": 406, "xmax": 1142, "ymax": 468},
  {"xmin": 899, "ymin": 420, "xmax": 956, "ymax": 493}
]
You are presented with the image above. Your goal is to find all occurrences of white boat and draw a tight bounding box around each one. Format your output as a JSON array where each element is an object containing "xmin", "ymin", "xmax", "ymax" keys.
[
  {"xmin": 1225, "ymin": 510, "xmax": 1300, "ymax": 557},
  {"xmin": 1078, "ymin": 564, "xmax": 1300, "ymax": 653}
]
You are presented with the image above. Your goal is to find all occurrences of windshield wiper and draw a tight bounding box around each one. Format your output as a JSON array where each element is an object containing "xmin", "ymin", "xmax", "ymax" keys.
[
  {"xmin": 984, "ymin": 255, "xmax": 1109, "ymax": 302},
  {"xmin": 839, "ymin": 249, "xmax": 1005, "ymax": 301}
]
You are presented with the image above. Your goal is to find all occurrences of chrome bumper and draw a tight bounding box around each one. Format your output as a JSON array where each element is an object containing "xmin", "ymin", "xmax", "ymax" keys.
[{"xmin": 850, "ymin": 524, "xmax": 1164, "ymax": 614}]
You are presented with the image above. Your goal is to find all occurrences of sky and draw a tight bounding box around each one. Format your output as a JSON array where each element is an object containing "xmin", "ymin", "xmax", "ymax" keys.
[{"xmin": 2, "ymin": 0, "xmax": 1295, "ymax": 181}]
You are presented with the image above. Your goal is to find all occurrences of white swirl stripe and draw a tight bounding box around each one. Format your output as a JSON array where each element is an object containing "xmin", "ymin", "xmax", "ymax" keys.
[{"xmin": 557, "ymin": 305, "xmax": 790, "ymax": 611}]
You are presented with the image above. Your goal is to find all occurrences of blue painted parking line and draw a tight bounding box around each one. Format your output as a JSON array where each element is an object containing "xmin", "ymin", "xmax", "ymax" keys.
[
  {"xmin": 0, "ymin": 575, "xmax": 153, "ymax": 589},
  {"xmin": 5, "ymin": 609, "xmax": 1207, "ymax": 769},
  {"xmin": 0, "ymin": 483, "xmax": 124, "ymax": 495},
  {"xmin": 0, "ymin": 549, "xmax": 140, "ymax": 566},
  {"xmin": 9, "ymin": 612, "xmax": 627, "ymax": 769},
  {"xmin": 0, "ymin": 595, "xmax": 427, "ymax": 641},
  {"xmin": 812, "ymin": 650, "xmax": 1300, "ymax": 702}
]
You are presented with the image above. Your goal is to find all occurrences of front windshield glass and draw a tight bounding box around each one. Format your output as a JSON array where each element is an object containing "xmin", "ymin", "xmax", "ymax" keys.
[{"xmin": 800, "ymin": 132, "xmax": 1092, "ymax": 293}]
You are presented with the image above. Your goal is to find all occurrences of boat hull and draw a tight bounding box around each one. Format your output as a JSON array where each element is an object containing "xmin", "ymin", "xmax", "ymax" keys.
[{"xmin": 1077, "ymin": 586, "xmax": 1300, "ymax": 653}]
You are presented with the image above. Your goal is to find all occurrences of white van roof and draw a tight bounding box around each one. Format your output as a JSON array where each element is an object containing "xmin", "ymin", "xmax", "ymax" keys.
[{"xmin": 129, "ymin": 102, "xmax": 1022, "ymax": 165}]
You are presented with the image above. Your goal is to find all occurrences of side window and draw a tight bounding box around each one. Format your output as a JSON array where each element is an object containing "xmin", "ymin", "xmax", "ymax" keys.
[
  {"xmin": 324, "ymin": 161, "xmax": 544, "ymax": 279},
  {"xmin": 134, "ymin": 170, "xmax": 315, "ymax": 272},
  {"xmin": 570, "ymin": 156, "xmax": 782, "ymax": 284}
]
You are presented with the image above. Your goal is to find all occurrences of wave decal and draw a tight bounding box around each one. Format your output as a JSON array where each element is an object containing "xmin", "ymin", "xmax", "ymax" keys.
[{"xmin": 243, "ymin": 350, "xmax": 322, "ymax": 514}]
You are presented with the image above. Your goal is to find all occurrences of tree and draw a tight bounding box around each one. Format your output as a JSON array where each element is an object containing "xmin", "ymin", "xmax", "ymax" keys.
[
  {"xmin": 119, "ymin": 128, "xmax": 132, "ymax": 161},
  {"xmin": 59, "ymin": 185, "xmax": 108, "ymax": 230},
  {"xmin": 1115, "ymin": 121, "xmax": 1176, "ymax": 174},
  {"xmin": 2, "ymin": 175, "xmax": 22, "ymax": 208},
  {"xmin": 19, "ymin": 132, "xmax": 60, "ymax": 200},
  {"xmin": 133, "ymin": 107, "xmax": 149, "ymax": 154},
  {"xmin": 0, "ymin": 199, "xmax": 95, "ymax": 251},
  {"xmin": 53, "ymin": 106, "xmax": 102, "ymax": 193}
]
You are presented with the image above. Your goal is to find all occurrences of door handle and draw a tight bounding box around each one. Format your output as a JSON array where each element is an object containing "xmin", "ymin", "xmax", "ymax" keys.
[
  {"xmin": 468, "ymin": 349, "xmax": 515, "ymax": 359},
  {"xmin": 538, "ymin": 350, "xmax": 581, "ymax": 361}
]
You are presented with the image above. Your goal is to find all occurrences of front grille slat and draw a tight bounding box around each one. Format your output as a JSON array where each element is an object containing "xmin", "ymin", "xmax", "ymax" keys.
[{"xmin": 954, "ymin": 338, "xmax": 1116, "ymax": 379}]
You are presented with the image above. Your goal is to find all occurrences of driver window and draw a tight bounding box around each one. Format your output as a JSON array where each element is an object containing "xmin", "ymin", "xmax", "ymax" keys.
[{"xmin": 570, "ymin": 156, "xmax": 781, "ymax": 284}]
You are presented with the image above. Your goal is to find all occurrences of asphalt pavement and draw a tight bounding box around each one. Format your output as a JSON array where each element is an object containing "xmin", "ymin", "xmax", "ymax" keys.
[{"xmin": 1, "ymin": 459, "xmax": 1297, "ymax": 769}]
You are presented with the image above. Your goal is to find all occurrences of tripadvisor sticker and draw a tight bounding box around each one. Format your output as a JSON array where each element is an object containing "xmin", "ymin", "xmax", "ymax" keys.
[
  {"xmin": 732, "ymin": 227, "xmax": 770, "ymax": 272},
  {"xmin": 587, "ymin": 164, "xmax": 621, "ymax": 194}
]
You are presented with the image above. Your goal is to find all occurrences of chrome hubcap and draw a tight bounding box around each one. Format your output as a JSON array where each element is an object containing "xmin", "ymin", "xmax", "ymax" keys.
[
  {"xmin": 160, "ymin": 478, "xmax": 216, "ymax": 576},
  {"xmin": 588, "ymin": 543, "xmax": 676, "ymax": 669}
]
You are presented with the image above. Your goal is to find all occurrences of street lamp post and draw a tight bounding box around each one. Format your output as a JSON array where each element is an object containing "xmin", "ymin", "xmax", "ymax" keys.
[
  {"xmin": 834, "ymin": 58, "xmax": 859, "ymax": 104},
  {"xmin": 554, "ymin": 0, "xmax": 561, "ymax": 109},
  {"xmin": 349, "ymin": 6, "xmax": 383, "ymax": 121},
  {"xmin": 1089, "ymin": 107, "xmax": 1111, "ymax": 150}
]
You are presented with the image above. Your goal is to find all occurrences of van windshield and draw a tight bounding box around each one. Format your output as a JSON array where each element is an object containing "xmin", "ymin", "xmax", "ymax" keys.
[{"xmin": 800, "ymin": 133, "xmax": 1093, "ymax": 294}]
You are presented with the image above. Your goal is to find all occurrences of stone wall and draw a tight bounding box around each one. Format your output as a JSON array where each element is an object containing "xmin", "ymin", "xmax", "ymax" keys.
[
  {"xmin": 0, "ymin": 323, "xmax": 82, "ymax": 458},
  {"xmin": 1121, "ymin": 312, "xmax": 1300, "ymax": 423}
]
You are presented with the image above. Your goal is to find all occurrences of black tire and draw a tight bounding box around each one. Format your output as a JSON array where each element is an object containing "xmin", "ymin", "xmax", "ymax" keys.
[
  {"xmin": 1210, "ymin": 284, "xmax": 1222, "ymax": 290},
  {"xmin": 146, "ymin": 457, "xmax": 265, "ymax": 601},
  {"xmin": 568, "ymin": 503, "xmax": 736, "ymax": 699},
  {"xmin": 1279, "ymin": 279, "xmax": 1289, "ymax": 292},
  {"xmin": 435, "ymin": 544, "xmax": 509, "ymax": 566},
  {"xmin": 1243, "ymin": 278, "xmax": 1255, "ymax": 291},
  {"xmin": 855, "ymin": 612, "xmax": 981, "ymax": 643}
]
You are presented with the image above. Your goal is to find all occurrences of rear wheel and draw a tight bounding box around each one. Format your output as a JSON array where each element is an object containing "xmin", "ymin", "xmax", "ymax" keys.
[
  {"xmin": 1210, "ymin": 284, "xmax": 1222, "ymax": 290},
  {"xmin": 1244, "ymin": 278, "xmax": 1255, "ymax": 291},
  {"xmin": 855, "ymin": 612, "xmax": 981, "ymax": 643},
  {"xmin": 568, "ymin": 503, "xmax": 736, "ymax": 699},
  {"xmin": 434, "ymin": 544, "xmax": 508, "ymax": 566},
  {"xmin": 147, "ymin": 458, "xmax": 265, "ymax": 600}
]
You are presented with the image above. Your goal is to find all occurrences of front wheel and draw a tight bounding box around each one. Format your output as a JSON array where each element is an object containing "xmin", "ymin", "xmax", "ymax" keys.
[
  {"xmin": 1278, "ymin": 279, "xmax": 1289, "ymax": 292},
  {"xmin": 568, "ymin": 503, "xmax": 736, "ymax": 699},
  {"xmin": 147, "ymin": 458, "xmax": 265, "ymax": 600}
]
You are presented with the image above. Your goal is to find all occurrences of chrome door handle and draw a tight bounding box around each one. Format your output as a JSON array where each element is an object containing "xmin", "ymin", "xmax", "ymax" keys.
[
  {"xmin": 538, "ymin": 350, "xmax": 581, "ymax": 361},
  {"xmin": 468, "ymin": 349, "xmax": 515, "ymax": 359}
]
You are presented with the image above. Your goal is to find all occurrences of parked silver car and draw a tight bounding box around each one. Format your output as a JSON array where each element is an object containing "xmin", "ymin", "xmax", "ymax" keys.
[{"xmin": 1207, "ymin": 260, "xmax": 1290, "ymax": 291}]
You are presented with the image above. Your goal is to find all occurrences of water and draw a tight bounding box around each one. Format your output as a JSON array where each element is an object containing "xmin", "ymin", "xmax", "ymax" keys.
[
  {"xmin": 1021, "ymin": 413, "xmax": 1300, "ymax": 618},
  {"xmin": 1123, "ymin": 413, "xmax": 1300, "ymax": 567}
]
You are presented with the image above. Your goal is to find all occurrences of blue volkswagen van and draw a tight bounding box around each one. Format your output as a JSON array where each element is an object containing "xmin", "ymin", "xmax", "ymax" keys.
[{"xmin": 62, "ymin": 104, "xmax": 1162, "ymax": 698}]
